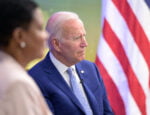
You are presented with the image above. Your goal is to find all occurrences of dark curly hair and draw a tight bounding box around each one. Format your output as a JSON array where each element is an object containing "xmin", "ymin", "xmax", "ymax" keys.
[{"xmin": 0, "ymin": 0, "xmax": 38, "ymax": 47}]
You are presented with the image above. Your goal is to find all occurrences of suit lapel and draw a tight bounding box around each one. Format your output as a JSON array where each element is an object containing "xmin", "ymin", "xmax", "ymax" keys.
[
  {"xmin": 76, "ymin": 62, "xmax": 99, "ymax": 115},
  {"xmin": 42, "ymin": 53, "xmax": 85, "ymax": 113}
]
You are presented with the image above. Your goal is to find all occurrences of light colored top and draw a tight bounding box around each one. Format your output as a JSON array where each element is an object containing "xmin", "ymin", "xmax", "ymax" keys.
[
  {"xmin": 0, "ymin": 51, "xmax": 52, "ymax": 115},
  {"xmin": 49, "ymin": 52, "xmax": 93, "ymax": 114}
]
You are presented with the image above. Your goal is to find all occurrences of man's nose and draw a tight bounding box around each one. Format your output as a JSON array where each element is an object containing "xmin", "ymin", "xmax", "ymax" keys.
[{"xmin": 81, "ymin": 37, "xmax": 88, "ymax": 47}]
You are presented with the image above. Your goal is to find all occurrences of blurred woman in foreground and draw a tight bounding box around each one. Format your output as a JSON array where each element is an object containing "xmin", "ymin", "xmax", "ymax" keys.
[{"xmin": 0, "ymin": 0, "xmax": 52, "ymax": 114}]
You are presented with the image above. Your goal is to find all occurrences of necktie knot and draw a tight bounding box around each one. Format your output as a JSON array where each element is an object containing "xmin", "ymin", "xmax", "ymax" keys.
[
  {"xmin": 67, "ymin": 67, "xmax": 76, "ymax": 90},
  {"xmin": 67, "ymin": 67, "xmax": 73, "ymax": 76}
]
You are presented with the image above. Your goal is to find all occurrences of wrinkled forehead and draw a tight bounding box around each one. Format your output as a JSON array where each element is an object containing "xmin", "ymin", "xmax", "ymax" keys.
[{"xmin": 62, "ymin": 19, "xmax": 86, "ymax": 37}]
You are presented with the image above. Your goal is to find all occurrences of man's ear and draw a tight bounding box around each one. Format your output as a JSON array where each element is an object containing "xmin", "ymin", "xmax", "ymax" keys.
[{"xmin": 51, "ymin": 39, "xmax": 61, "ymax": 52}]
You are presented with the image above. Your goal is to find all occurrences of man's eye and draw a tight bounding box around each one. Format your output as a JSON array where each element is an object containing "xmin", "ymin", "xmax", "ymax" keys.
[{"xmin": 72, "ymin": 36, "xmax": 81, "ymax": 40}]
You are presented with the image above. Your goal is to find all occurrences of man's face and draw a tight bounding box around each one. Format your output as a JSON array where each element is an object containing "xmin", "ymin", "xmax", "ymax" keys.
[{"xmin": 57, "ymin": 19, "xmax": 88, "ymax": 66}]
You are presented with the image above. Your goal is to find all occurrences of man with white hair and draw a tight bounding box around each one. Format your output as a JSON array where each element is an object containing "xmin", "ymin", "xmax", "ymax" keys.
[{"xmin": 29, "ymin": 11, "xmax": 113, "ymax": 115}]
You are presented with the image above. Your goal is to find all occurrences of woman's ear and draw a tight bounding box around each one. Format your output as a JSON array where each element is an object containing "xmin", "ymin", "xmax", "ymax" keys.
[
  {"xmin": 12, "ymin": 27, "xmax": 23, "ymax": 42},
  {"xmin": 12, "ymin": 27, "xmax": 26, "ymax": 48}
]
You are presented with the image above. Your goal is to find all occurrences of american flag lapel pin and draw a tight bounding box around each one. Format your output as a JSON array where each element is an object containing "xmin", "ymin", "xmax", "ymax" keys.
[{"xmin": 80, "ymin": 70, "xmax": 84, "ymax": 74}]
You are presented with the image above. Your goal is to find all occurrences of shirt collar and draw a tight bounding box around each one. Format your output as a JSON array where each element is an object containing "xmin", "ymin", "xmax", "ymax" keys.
[{"xmin": 49, "ymin": 52, "xmax": 75, "ymax": 73}]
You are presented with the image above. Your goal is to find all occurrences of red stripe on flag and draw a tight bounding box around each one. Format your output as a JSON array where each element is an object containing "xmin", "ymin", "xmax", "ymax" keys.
[
  {"xmin": 112, "ymin": 0, "xmax": 150, "ymax": 69},
  {"xmin": 103, "ymin": 19, "xmax": 146, "ymax": 115},
  {"xmin": 95, "ymin": 56, "xmax": 126, "ymax": 115}
]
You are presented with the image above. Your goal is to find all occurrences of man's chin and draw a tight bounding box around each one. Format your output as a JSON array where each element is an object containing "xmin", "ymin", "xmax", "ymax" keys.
[{"xmin": 78, "ymin": 57, "xmax": 85, "ymax": 62}]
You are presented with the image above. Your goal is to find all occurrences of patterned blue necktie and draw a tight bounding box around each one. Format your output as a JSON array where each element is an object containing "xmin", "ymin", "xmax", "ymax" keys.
[{"xmin": 67, "ymin": 68, "xmax": 93, "ymax": 115}]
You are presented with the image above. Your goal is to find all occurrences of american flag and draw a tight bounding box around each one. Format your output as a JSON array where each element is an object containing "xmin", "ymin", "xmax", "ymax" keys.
[{"xmin": 95, "ymin": 0, "xmax": 150, "ymax": 115}]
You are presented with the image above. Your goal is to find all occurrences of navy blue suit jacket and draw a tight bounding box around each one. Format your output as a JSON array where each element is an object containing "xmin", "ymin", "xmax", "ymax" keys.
[{"xmin": 29, "ymin": 53, "xmax": 113, "ymax": 115}]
